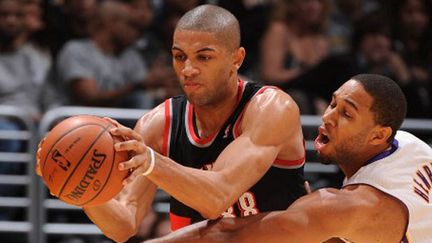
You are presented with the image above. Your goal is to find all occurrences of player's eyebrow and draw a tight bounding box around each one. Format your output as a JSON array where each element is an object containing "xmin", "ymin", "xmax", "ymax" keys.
[
  {"xmin": 196, "ymin": 47, "xmax": 216, "ymax": 53},
  {"xmin": 171, "ymin": 46, "xmax": 216, "ymax": 53},
  {"xmin": 344, "ymin": 98, "xmax": 359, "ymax": 111},
  {"xmin": 332, "ymin": 93, "xmax": 359, "ymax": 111}
]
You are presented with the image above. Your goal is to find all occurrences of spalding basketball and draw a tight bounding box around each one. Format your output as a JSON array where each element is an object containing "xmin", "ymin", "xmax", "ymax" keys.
[{"xmin": 38, "ymin": 115, "xmax": 129, "ymax": 207}]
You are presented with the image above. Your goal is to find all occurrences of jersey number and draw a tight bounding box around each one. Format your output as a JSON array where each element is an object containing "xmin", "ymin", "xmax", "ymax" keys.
[{"xmin": 221, "ymin": 192, "xmax": 259, "ymax": 218}]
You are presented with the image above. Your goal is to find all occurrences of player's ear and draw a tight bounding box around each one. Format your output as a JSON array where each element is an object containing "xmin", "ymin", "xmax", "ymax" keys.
[
  {"xmin": 232, "ymin": 47, "xmax": 245, "ymax": 71},
  {"xmin": 369, "ymin": 126, "xmax": 392, "ymax": 145}
]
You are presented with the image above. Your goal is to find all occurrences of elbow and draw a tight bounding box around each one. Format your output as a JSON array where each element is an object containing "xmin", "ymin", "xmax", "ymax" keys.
[{"xmin": 199, "ymin": 194, "xmax": 232, "ymax": 220}]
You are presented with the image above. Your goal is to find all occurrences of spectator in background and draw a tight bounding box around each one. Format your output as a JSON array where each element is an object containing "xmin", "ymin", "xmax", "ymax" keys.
[
  {"xmin": 328, "ymin": 0, "xmax": 382, "ymax": 54},
  {"xmin": 260, "ymin": 0, "xmax": 332, "ymax": 114},
  {"xmin": 391, "ymin": 0, "xmax": 432, "ymax": 117},
  {"xmin": 0, "ymin": 0, "xmax": 49, "ymax": 120},
  {"xmin": 0, "ymin": 0, "xmax": 50, "ymax": 220},
  {"xmin": 278, "ymin": 9, "xmax": 414, "ymax": 116},
  {"xmin": 56, "ymin": 0, "xmax": 155, "ymax": 109},
  {"xmin": 44, "ymin": 0, "xmax": 99, "ymax": 57},
  {"xmin": 218, "ymin": 0, "xmax": 274, "ymax": 80},
  {"xmin": 130, "ymin": 0, "xmax": 181, "ymax": 105}
]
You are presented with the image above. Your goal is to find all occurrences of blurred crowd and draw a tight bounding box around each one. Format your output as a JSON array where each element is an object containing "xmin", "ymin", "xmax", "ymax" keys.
[
  {"xmin": 0, "ymin": 0, "xmax": 432, "ymax": 242},
  {"xmin": 0, "ymin": 0, "xmax": 431, "ymax": 121}
]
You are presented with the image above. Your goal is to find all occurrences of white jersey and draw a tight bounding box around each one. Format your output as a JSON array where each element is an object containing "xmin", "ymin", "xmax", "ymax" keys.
[{"xmin": 343, "ymin": 131, "xmax": 432, "ymax": 243}]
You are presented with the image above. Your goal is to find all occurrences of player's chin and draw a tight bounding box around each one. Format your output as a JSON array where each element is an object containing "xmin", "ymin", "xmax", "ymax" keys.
[{"xmin": 316, "ymin": 152, "xmax": 334, "ymax": 165}]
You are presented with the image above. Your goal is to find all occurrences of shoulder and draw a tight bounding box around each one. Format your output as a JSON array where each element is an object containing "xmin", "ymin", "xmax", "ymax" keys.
[
  {"xmin": 247, "ymin": 87, "xmax": 300, "ymax": 121},
  {"xmin": 240, "ymin": 87, "xmax": 301, "ymax": 141},
  {"xmin": 135, "ymin": 100, "xmax": 169, "ymax": 152}
]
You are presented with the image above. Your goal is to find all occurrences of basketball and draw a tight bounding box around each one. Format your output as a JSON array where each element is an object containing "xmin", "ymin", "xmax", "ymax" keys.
[{"xmin": 38, "ymin": 115, "xmax": 130, "ymax": 207}]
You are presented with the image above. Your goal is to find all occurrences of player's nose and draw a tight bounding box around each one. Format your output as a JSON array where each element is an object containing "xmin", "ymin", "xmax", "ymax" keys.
[
  {"xmin": 181, "ymin": 60, "xmax": 199, "ymax": 77},
  {"xmin": 322, "ymin": 108, "xmax": 336, "ymax": 127}
]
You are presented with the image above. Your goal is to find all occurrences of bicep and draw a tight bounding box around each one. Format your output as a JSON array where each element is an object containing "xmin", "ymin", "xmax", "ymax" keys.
[{"xmin": 212, "ymin": 91, "xmax": 299, "ymax": 193}]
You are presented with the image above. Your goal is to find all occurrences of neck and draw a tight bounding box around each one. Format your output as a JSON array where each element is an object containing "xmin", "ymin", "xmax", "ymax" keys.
[
  {"xmin": 343, "ymin": 142, "xmax": 393, "ymax": 179},
  {"xmin": 93, "ymin": 33, "xmax": 115, "ymax": 54},
  {"xmin": 194, "ymin": 79, "xmax": 240, "ymax": 138}
]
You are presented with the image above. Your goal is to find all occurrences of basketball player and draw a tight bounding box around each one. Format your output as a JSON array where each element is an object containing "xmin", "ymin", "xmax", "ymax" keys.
[
  {"xmin": 146, "ymin": 74, "xmax": 432, "ymax": 243},
  {"xmin": 67, "ymin": 5, "xmax": 306, "ymax": 242}
]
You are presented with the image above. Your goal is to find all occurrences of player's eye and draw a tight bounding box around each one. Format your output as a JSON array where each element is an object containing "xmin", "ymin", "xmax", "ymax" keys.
[
  {"xmin": 197, "ymin": 55, "xmax": 211, "ymax": 61},
  {"xmin": 173, "ymin": 54, "xmax": 186, "ymax": 62}
]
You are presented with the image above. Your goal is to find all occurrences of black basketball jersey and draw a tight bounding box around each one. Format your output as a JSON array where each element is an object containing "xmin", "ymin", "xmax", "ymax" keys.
[{"xmin": 160, "ymin": 80, "xmax": 306, "ymax": 230}]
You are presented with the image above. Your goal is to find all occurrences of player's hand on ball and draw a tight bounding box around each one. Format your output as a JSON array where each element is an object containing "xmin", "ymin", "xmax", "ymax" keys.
[
  {"xmin": 35, "ymin": 137, "xmax": 46, "ymax": 176},
  {"xmin": 109, "ymin": 124, "xmax": 154, "ymax": 185}
]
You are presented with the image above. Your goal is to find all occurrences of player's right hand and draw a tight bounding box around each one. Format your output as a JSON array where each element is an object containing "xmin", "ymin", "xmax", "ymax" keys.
[{"xmin": 35, "ymin": 137, "xmax": 46, "ymax": 176}]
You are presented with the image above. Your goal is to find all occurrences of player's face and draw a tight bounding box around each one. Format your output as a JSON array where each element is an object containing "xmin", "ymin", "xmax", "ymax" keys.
[
  {"xmin": 315, "ymin": 80, "xmax": 377, "ymax": 165},
  {"xmin": 172, "ymin": 29, "xmax": 241, "ymax": 107}
]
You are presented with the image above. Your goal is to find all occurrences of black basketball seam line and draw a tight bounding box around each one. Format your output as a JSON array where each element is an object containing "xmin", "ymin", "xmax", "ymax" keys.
[
  {"xmin": 77, "ymin": 134, "xmax": 120, "ymax": 206},
  {"xmin": 57, "ymin": 123, "xmax": 113, "ymax": 198},
  {"xmin": 42, "ymin": 121, "xmax": 109, "ymax": 175}
]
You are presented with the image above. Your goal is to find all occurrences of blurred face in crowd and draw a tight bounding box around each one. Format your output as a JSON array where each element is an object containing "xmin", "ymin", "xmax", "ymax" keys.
[
  {"xmin": 131, "ymin": 0, "xmax": 154, "ymax": 31},
  {"xmin": 360, "ymin": 33, "xmax": 393, "ymax": 65},
  {"xmin": 110, "ymin": 5, "xmax": 140, "ymax": 52},
  {"xmin": 297, "ymin": 0, "xmax": 326, "ymax": 26},
  {"xmin": 0, "ymin": 0, "xmax": 24, "ymax": 41},
  {"xmin": 65, "ymin": 0, "xmax": 98, "ymax": 20},
  {"xmin": 171, "ymin": 30, "xmax": 244, "ymax": 107},
  {"xmin": 23, "ymin": 1, "xmax": 44, "ymax": 34},
  {"xmin": 399, "ymin": 0, "xmax": 430, "ymax": 38},
  {"xmin": 315, "ymin": 80, "xmax": 377, "ymax": 167}
]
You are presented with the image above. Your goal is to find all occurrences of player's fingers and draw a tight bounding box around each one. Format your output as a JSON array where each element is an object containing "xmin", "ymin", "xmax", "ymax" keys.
[
  {"xmin": 122, "ymin": 172, "xmax": 137, "ymax": 185},
  {"xmin": 103, "ymin": 117, "xmax": 121, "ymax": 127},
  {"xmin": 118, "ymin": 155, "xmax": 144, "ymax": 171},
  {"xmin": 304, "ymin": 181, "xmax": 312, "ymax": 194},
  {"xmin": 35, "ymin": 137, "xmax": 46, "ymax": 176},
  {"xmin": 110, "ymin": 127, "xmax": 143, "ymax": 142},
  {"xmin": 35, "ymin": 160, "xmax": 42, "ymax": 176},
  {"xmin": 114, "ymin": 140, "xmax": 146, "ymax": 153}
]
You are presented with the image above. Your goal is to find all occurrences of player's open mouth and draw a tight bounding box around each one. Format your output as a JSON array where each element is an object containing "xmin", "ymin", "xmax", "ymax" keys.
[{"xmin": 314, "ymin": 126, "xmax": 330, "ymax": 151}]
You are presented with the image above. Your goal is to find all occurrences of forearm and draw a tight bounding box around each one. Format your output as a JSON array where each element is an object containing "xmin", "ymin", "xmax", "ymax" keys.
[
  {"xmin": 83, "ymin": 178, "xmax": 157, "ymax": 242},
  {"xmin": 146, "ymin": 155, "xmax": 231, "ymax": 219},
  {"xmin": 83, "ymin": 199, "xmax": 138, "ymax": 242},
  {"xmin": 145, "ymin": 213, "xmax": 275, "ymax": 243}
]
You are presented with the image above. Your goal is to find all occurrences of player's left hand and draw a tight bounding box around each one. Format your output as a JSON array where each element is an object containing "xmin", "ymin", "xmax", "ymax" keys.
[{"xmin": 107, "ymin": 121, "xmax": 154, "ymax": 185}]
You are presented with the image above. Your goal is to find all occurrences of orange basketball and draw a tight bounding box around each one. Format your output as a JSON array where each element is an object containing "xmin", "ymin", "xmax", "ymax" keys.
[{"xmin": 38, "ymin": 115, "xmax": 129, "ymax": 207}]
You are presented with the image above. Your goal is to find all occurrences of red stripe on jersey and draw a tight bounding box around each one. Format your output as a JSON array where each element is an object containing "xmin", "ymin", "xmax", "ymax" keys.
[
  {"xmin": 187, "ymin": 103, "xmax": 218, "ymax": 145},
  {"xmin": 236, "ymin": 79, "xmax": 245, "ymax": 104},
  {"xmin": 170, "ymin": 212, "xmax": 191, "ymax": 231},
  {"xmin": 274, "ymin": 140, "xmax": 306, "ymax": 168},
  {"xmin": 162, "ymin": 99, "xmax": 171, "ymax": 156},
  {"xmin": 274, "ymin": 157, "xmax": 305, "ymax": 167}
]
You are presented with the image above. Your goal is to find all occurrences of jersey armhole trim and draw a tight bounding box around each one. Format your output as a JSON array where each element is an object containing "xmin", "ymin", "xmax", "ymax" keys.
[
  {"xmin": 169, "ymin": 212, "xmax": 191, "ymax": 231},
  {"xmin": 162, "ymin": 99, "xmax": 172, "ymax": 157}
]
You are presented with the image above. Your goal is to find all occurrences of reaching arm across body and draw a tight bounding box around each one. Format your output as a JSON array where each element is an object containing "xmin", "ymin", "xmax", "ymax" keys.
[
  {"xmin": 112, "ymin": 88, "xmax": 305, "ymax": 219},
  {"xmin": 82, "ymin": 104, "xmax": 167, "ymax": 242},
  {"xmin": 147, "ymin": 184, "xmax": 408, "ymax": 243}
]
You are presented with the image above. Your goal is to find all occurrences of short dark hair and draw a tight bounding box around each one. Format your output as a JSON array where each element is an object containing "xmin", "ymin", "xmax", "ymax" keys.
[
  {"xmin": 175, "ymin": 4, "xmax": 241, "ymax": 51},
  {"xmin": 352, "ymin": 74, "xmax": 407, "ymax": 142}
]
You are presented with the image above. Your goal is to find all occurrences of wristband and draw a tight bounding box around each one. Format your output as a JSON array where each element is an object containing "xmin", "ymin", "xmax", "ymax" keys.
[{"xmin": 142, "ymin": 147, "xmax": 155, "ymax": 176}]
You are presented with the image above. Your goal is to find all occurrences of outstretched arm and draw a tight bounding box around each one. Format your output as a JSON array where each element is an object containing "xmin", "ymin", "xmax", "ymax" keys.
[
  {"xmin": 82, "ymin": 104, "xmax": 166, "ymax": 242},
  {"xmin": 146, "ymin": 185, "xmax": 408, "ymax": 242}
]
